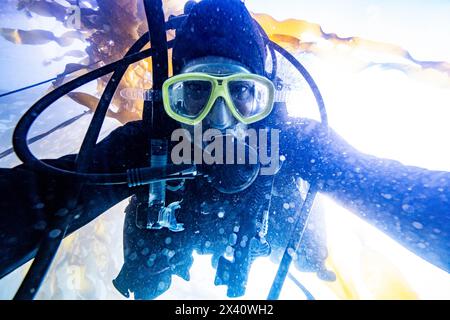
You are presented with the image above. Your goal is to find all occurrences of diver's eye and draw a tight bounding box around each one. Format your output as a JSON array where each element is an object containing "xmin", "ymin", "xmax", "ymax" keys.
[{"xmin": 229, "ymin": 81, "xmax": 254, "ymax": 101}]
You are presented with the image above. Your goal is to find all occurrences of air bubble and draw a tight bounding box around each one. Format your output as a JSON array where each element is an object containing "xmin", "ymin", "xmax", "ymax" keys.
[
  {"xmin": 412, "ymin": 222, "xmax": 423, "ymax": 230},
  {"xmin": 49, "ymin": 229, "xmax": 61, "ymax": 238}
]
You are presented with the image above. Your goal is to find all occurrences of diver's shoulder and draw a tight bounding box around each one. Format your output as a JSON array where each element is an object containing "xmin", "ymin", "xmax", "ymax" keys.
[{"xmin": 115, "ymin": 120, "xmax": 146, "ymax": 133}]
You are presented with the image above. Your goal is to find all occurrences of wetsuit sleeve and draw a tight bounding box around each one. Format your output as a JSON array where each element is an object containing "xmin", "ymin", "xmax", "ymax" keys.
[
  {"xmin": 0, "ymin": 121, "xmax": 147, "ymax": 278},
  {"xmin": 281, "ymin": 118, "xmax": 450, "ymax": 272}
]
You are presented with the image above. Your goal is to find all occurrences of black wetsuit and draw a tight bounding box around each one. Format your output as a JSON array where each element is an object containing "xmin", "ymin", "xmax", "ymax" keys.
[{"xmin": 1, "ymin": 118, "xmax": 449, "ymax": 298}]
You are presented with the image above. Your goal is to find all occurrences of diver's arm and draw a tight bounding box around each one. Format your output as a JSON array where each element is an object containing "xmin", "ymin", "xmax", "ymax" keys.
[
  {"xmin": 283, "ymin": 119, "xmax": 450, "ymax": 272},
  {"xmin": 0, "ymin": 120, "xmax": 147, "ymax": 278}
]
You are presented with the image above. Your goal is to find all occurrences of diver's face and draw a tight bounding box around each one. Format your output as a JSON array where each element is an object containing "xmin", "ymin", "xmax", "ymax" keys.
[{"xmin": 180, "ymin": 56, "xmax": 251, "ymax": 134}]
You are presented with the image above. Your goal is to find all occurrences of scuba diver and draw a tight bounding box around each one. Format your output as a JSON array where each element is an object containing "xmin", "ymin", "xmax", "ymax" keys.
[{"xmin": 0, "ymin": 0, "xmax": 449, "ymax": 300}]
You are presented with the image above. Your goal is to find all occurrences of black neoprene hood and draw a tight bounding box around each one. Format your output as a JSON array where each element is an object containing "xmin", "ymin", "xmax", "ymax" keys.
[{"xmin": 172, "ymin": 0, "xmax": 267, "ymax": 76}]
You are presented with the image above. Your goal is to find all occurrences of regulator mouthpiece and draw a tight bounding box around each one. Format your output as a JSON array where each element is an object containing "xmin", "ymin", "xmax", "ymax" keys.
[{"xmin": 200, "ymin": 136, "xmax": 260, "ymax": 194}]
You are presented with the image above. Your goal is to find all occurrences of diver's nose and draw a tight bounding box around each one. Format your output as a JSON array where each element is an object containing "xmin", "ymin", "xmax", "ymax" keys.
[{"xmin": 204, "ymin": 97, "xmax": 237, "ymax": 130}]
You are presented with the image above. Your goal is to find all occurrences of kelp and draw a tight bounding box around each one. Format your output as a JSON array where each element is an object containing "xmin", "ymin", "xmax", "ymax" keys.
[{"xmin": 5, "ymin": 1, "xmax": 449, "ymax": 126}]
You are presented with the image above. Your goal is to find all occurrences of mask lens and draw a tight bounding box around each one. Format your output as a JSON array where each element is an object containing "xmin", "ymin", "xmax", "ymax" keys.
[
  {"xmin": 228, "ymin": 79, "xmax": 271, "ymax": 118},
  {"xmin": 168, "ymin": 80, "xmax": 212, "ymax": 118}
]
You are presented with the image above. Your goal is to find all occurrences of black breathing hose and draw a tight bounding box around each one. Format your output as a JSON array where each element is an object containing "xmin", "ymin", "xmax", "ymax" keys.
[
  {"xmin": 264, "ymin": 39, "xmax": 327, "ymax": 299},
  {"xmin": 267, "ymin": 185, "xmax": 319, "ymax": 300},
  {"xmin": 11, "ymin": 9, "xmax": 328, "ymax": 300},
  {"xmin": 75, "ymin": 34, "xmax": 150, "ymax": 171},
  {"xmin": 143, "ymin": 0, "xmax": 180, "ymax": 138},
  {"xmin": 12, "ymin": 6, "xmax": 178, "ymax": 299},
  {"xmin": 267, "ymin": 40, "xmax": 328, "ymax": 127},
  {"xmin": 13, "ymin": 41, "xmax": 174, "ymax": 182},
  {"xmin": 12, "ymin": 43, "xmax": 152, "ymax": 300}
]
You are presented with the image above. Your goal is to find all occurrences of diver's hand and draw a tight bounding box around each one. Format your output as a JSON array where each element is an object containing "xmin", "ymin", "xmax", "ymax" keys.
[{"xmin": 281, "ymin": 118, "xmax": 359, "ymax": 190}]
